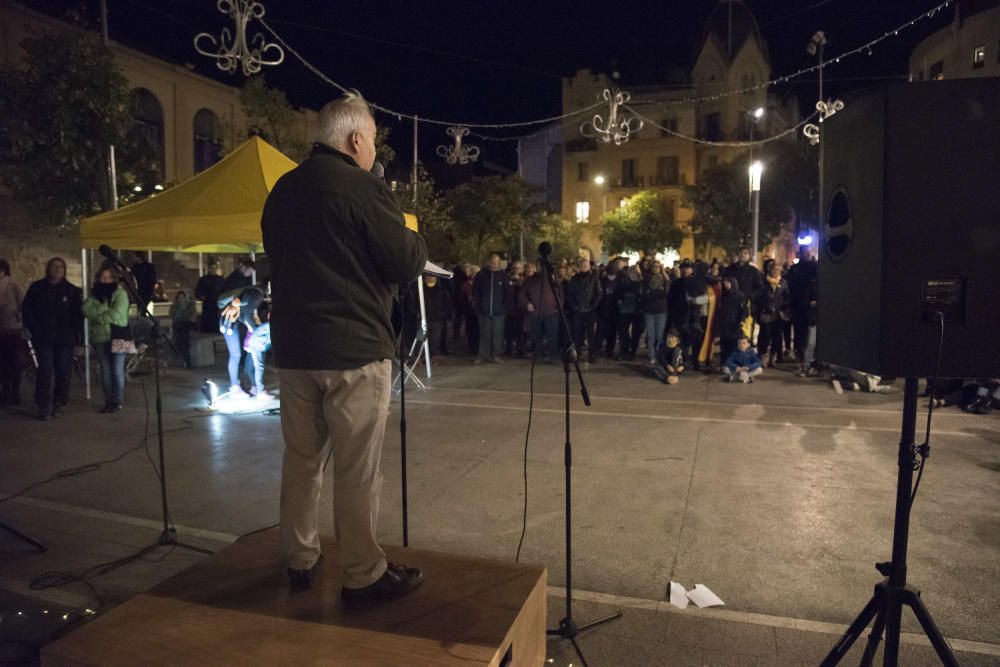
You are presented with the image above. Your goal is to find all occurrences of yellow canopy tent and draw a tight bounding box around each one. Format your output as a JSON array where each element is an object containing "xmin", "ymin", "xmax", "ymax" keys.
[
  {"xmin": 80, "ymin": 135, "xmax": 418, "ymax": 251},
  {"xmin": 81, "ymin": 136, "xmax": 295, "ymax": 252}
]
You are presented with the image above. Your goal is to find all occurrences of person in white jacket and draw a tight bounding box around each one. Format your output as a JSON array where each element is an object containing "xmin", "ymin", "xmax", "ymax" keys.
[{"xmin": 0, "ymin": 259, "xmax": 25, "ymax": 406}]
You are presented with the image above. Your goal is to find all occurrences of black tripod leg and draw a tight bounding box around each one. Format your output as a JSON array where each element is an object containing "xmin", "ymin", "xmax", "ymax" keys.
[
  {"xmin": 577, "ymin": 609, "xmax": 624, "ymax": 633},
  {"xmin": 0, "ymin": 521, "xmax": 47, "ymax": 553},
  {"xmin": 907, "ymin": 593, "xmax": 960, "ymax": 667},
  {"xmin": 820, "ymin": 591, "xmax": 883, "ymax": 667},
  {"xmin": 860, "ymin": 605, "xmax": 887, "ymax": 667},
  {"xmin": 569, "ymin": 636, "xmax": 590, "ymax": 667}
]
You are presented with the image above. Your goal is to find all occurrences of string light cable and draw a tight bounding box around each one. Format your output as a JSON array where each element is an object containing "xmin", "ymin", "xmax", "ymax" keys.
[
  {"xmin": 625, "ymin": 107, "xmax": 821, "ymax": 147},
  {"xmin": 625, "ymin": 0, "xmax": 954, "ymax": 108},
  {"xmin": 258, "ymin": 17, "xmax": 604, "ymax": 129}
]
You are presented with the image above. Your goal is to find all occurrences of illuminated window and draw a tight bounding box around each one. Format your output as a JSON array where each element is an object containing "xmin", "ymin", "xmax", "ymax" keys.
[
  {"xmin": 575, "ymin": 201, "xmax": 590, "ymax": 224},
  {"xmin": 577, "ymin": 161, "xmax": 589, "ymax": 182},
  {"xmin": 929, "ymin": 60, "xmax": 944, "ymax": 80},
  {"xmin": 972, "ymin": 45, "xmax": 985, "ymax": 69}
]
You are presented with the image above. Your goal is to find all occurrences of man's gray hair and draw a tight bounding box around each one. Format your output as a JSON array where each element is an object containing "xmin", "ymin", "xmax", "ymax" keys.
[{"xmin": 314, "ymin": 90, "xmax": 373, "ymax": 150}]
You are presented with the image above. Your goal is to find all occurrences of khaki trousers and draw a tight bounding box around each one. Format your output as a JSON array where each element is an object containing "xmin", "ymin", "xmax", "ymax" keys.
[{"xmin": 278, "ymin": 360, "xmax": 391, "ymax": 588}]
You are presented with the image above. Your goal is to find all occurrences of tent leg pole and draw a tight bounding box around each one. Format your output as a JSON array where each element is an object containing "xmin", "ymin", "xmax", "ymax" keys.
[
  {"xmin": 82, "ymin": 248, "xmax": 91, "ymax": 401},
  {"xmin": 198, "ymin": 252, "xmax": 204, "ymax": 275},
  {"xmin": 250, "ymin": 250, "xmax": 257, "ymax": 286}
]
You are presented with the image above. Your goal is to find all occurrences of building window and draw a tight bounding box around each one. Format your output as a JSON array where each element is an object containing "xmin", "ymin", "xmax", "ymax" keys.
[
  {"xmin": 706, "ymin": 155, "xmax": 718, "ymax": 170},
  {"xmin": 972, "ymin": 45, "xmax": 985, "ymax": 69},
  {"xmin": 621, "ymin": 159, "xmax": 637, "ymax": 187},
  {"xmin": 929, "ymin": 60, "xmax": 944, "ymax": 80},
  {"xmin": 129, "ymin": 88, "xmax": 165, "ymax": 193},
  {"xmin": 577, "ymin": 161, "xmax": 589, "ymax": 182},
  {"xmin": 575, "ymin": 201, "xmax": 590, "ymax": 224},
  {"xmin": 659, "ymin": 117, "xmax": 678, "ymax": 137},
  {"xmin": 193, "ymin": 109, "xmax": 222, "ymax": 173},
  {"xmin": 704, "ymin": 112, "xmax": 721, "ymax": 141},
  {"xmin": 656, "ymin": 156, "xmax": 679, "ymax": 185}
]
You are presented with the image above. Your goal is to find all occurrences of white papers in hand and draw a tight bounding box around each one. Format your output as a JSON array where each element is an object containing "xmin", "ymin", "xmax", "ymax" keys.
[
  {"xmin": 669, "ymin": 581, "xmax": 689, "ymax": 609},
  {"xmin": 686, "ymin": 584, "xmax": 725, "ymax": 608}
]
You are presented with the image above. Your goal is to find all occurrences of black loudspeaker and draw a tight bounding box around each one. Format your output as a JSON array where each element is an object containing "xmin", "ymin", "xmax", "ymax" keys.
[{"xmin": 818, "ymin": 78, "xmax": 1000, "ymax": 378}]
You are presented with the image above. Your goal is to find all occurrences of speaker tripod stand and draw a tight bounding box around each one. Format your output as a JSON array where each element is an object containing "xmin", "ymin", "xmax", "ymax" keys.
[{"xmin": 821, "ymin": 378, "xmax": 958, "ymax": 667}]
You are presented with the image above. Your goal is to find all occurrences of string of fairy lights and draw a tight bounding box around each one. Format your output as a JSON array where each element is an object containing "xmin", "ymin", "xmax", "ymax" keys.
[{"xmin": 192, "ymin": 0, "xmax": 953, "ymax": 155}]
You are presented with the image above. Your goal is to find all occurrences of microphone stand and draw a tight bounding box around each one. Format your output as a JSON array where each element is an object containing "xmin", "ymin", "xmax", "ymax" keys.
[
  {"xmin": 538, "ymin": 250, "xmax": 622, "ymax": 667},
  {"xmin": 103, "ymin": 257, "xmax": 212, "ymax": 562}
]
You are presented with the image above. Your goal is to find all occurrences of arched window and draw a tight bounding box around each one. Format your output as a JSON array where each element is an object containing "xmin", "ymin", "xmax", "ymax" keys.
[
  {"xmin": 193, "ymin": 109, "xmax": 222, "ymax": 173},
  {"xmin": 129, "ymin": 88, "xmax": 165, "ymax": 191}
]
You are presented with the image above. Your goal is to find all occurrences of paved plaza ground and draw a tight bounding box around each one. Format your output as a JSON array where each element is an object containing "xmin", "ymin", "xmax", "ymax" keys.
[{"xmin": 1, "ymin": 352, "xmax": 998, "ymax": 665}]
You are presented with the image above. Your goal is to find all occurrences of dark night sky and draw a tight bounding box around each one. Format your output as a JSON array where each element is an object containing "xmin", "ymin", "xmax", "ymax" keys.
[{"xmin": 28, "ymin": 0, "xmax": 956, "ymax": 169}]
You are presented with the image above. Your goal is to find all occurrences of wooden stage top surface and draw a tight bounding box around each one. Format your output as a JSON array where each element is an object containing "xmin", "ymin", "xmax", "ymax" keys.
[{"xmin": 41, "ymin": 530, "xmax": 547, "ymax": 666}]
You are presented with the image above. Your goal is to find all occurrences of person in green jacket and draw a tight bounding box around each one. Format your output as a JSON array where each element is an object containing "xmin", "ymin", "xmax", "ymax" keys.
[{"xmin": 82, "ymin": 267, "xmax": 130, "ymax": 413}]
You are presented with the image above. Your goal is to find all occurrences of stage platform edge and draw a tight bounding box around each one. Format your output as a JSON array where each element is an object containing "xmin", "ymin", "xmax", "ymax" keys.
[{"xmin": 41, "ymin": 529, "xmax": 546, "ymax": 666}]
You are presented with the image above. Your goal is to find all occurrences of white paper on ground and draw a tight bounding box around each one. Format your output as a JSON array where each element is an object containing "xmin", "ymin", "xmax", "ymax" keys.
[
  {"xmin": 669, "ymin": 581, "xmax": 689, "ymax": 609},
  {"xmin": 423, "ymin": 260, "xmax": 453, "ymax": 278},
  {"xmin": 686, "ymin": 584, "xmax": 725, "ymax": 608}
]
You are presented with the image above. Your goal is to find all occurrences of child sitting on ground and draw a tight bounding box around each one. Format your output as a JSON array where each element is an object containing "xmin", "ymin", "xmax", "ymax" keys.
[
  {"xmin": 653, "ymin": 329, "xmax": 686, "ymax": 385},
  {"xmin": 722, "ymin": 335, "xmax": 763, "ymax": 384}
]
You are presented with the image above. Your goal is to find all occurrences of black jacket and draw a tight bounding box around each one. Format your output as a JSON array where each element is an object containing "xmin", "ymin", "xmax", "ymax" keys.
[
  {"xmin": 195, "ymin": 273, "xmax": 225, "ymax": 333},
  {"xmin": 414, "ymin": 281, "xmax": 453, "ymax": 322},
  {"xmin": 666, "ymin": 276, "xmax": 689, "ymax": 327},
  {"xmin": 754, "ymin": 278, "xmax": 790, "ymax": 323},
  {"xmin": 473, "ymin": 268, "xmax": 511, "ymax": 317},
  {"xmin": 641, "ymin": 276, "xmax": 669, "ymax": 314},
  {"xmin": 567, "ymin": 271, "xmax": 601, "ymax": 313},
  {"xmin": 786, "ymin": 259, "xmax": 817, "ymax": 314},
  {"xmin": 716, "ymin": 279, "xmax": 748, "ymax": 339},
  {"xmin": 22, "ymin": 279, "xmax": 83, "ymax": 346},
  {"xmin": 724, "ymin": 262, "xmax": 762, "ymax": 308},
  {"xmin": 261, "ymin": 144, "xmax": 428, "ymax": 370},
  {"xmin": 598, "ymin": 273, "xmax": 626, "ymax": 318}
]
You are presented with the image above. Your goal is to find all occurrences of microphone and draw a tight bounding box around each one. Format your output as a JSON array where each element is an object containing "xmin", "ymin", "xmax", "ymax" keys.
[
  {"xmin": 537, "ymin": 241, "xmax": 553, "ymax": 260},
  {"xmin": 99, "ymin": 244, "xmax": 130, "ymax": 272},
  {"xmin": 371, "ymin": 162, "xmax": 385, "ymax": 181}
]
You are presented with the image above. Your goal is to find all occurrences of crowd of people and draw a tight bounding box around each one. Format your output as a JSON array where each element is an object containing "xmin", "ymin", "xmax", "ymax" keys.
[
  {"xmin": 409, "ymin": 247, "xmax": 818, "ymax": 382},
  {"xmin": 1, "ymin": 246, "xmax": 998, "ymax": 419}
]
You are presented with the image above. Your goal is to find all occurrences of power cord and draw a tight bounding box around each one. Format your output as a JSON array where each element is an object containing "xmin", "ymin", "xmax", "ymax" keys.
[
  {"xmin": 910, "ymin": 311, "xmax": 945, "ymax": 507},
  {"xmin": 515, "ymin": 352, "xmax": 536, "ymax": 562}
]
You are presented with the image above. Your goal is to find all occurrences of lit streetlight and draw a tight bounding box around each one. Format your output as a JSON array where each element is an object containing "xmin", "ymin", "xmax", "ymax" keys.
[
  {"xmin": 749, "ymin": 161, "xmax": 763, "ymax": 264},
  {"xmin": 593, "ymin": 175, "xmax": 606, "ymax": 185},
  {"xmin": 593, "ymin": 174, "xmax": 607, "ymax": 221}
]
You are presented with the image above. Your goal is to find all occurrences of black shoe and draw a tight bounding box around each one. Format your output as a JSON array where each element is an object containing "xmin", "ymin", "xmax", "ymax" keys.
[
  {"xmin": 36, "ymin": 409, "xmax": 52, "ymax": 421},
  {"xmin": 108, "ymin": 403, "xmax": 123, "ymax": 413},
  {"xmin": 51, "ymin": 404, "xmax": 64, "ymax": 418},
  {"xmin": 341, "ymin": 562, "xmax": 423, "ymax": 603},
  {"xmin": 100, "ymin": 403, "xmax": 113, "ymax": 414},
  {"xmin": 287, "ymin": 556, "xmax": 323, "ymax": 591}
]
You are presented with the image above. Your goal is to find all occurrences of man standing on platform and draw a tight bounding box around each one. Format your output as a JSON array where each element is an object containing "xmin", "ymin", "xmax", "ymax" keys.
[{"xmin": 262, "ymin": 91, "xmax": 428, "ymax": 600}]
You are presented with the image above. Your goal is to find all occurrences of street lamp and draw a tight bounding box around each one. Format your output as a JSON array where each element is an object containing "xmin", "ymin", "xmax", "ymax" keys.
[
  {"xmin": 749, "ymin": 161, "xmax": 763, "ymax": 263},
  {"xmin": 593, "ymin": 174, "xmax": 607, "ymax": 221},
  {"xmin": 747, "ymin": 107, "xmax": 764, "ymax": 198}
]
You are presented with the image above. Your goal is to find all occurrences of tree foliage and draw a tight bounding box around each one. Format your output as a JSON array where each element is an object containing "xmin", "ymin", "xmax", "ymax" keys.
[
  {"xmin": 399, "ymin": 163, "xmax": 454, "ymax": 261},
  {"xmin": 0, "ymin": 28, "xmax": 151, "ymax": 227},
  {"xmin": 446, "ymin": 175, "xmax": 542, "ymax": 264},
  {"xmin": 683, "ymin": 140, "xmax": 816, "ymax": 256},
  {"xmin": 234, "ymin": 76, "xmax": 307, "ymax": 161},
  {"xmin": 600, "ymin": 190, "xmax": 686, "ymax": 256},
  {"xmin": 528, "ymin": 214, "xmax": 582, "ymax": 262}
]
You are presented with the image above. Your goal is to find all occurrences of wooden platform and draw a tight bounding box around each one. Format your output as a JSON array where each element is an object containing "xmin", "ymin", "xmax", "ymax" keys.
[{"xmin": 41, "ymin": 530, "xmax": 546, "ymax": 666}]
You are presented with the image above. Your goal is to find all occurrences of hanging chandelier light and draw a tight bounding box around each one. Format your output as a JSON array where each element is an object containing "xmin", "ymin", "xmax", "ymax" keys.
[
  {"xmin": 194, "ymin": 0, "xmax": 284, "ymax": 76},
  {"xmin": 802, "ymin": 98, "xmax": 845, "ymax": 145},
  {"xmin": 436, "ymin": 126, "xmax": 480, "ymax": 165},
  {"xmin": 581, "ymin": 88, "xmax": 643, "ymax": 146}
]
